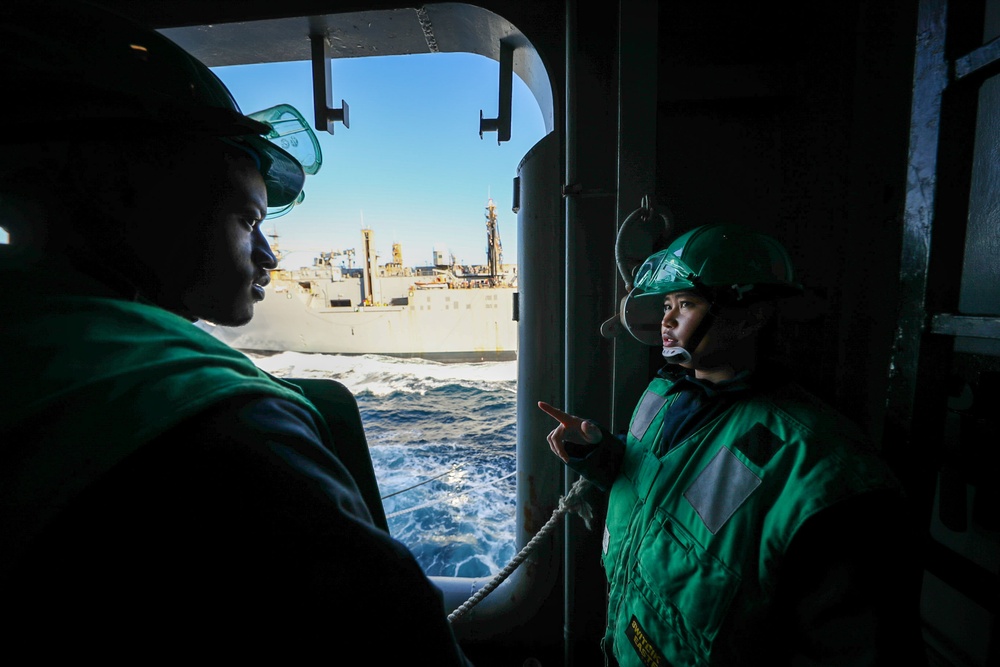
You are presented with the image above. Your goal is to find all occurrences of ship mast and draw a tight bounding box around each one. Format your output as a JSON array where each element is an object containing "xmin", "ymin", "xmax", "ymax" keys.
[
  {"xmin": 485, "ymin": 197, "xmax": 503, "ymax": 285},
  {"xmin": 361, "ymin": 227, "xmax": 376, "ymax": 305},
  {"xmin": 266, "ymin": 226, "xmax": 283, "ymax": 266}
]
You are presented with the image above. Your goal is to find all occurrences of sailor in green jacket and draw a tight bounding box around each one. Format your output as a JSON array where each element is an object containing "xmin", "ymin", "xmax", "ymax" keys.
[{"xmin": 540, "ymin": 224, "xmax": 927, "ymax": 666}]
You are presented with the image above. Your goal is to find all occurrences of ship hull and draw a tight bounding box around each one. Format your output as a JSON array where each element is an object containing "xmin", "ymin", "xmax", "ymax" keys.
[{"xmin": 203, "ymin": 279, "xmax": 519, "ymax": 363}]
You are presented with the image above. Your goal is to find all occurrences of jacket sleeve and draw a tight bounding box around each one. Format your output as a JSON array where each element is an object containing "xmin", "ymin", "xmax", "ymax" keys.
[{"xmin": 563, "ymin": 425, "xmax": 627, "ymax": 493}]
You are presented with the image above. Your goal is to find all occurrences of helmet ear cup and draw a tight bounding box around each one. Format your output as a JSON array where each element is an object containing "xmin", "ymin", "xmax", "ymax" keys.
[{"xmin": 620, "ymin": 291, "xmax": 664, "ymax": 346}]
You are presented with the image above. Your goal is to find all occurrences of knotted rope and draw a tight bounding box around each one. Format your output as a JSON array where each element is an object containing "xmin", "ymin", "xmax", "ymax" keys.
[{"xmin": 448, "ymin": 476, "xmax": 595, "ymax": 623}]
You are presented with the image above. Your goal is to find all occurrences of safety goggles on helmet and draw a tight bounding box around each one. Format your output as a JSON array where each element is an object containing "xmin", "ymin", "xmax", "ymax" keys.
[
  {"xmin": 247, "ymin": 104, "xmax": 324, "ymax": 218},
  {"xmin": 632, "ymin": 251, "xmax": 700, "ymax": 298}
]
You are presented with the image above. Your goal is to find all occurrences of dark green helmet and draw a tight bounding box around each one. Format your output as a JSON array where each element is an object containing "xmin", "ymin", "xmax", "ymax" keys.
[
  {"xmin": 0, "ymin": 0, "xmax": 309, "ymax": 207},
  {"xmin": 633, "ymin": 223, "xmax": 802, "ymax": 303}
]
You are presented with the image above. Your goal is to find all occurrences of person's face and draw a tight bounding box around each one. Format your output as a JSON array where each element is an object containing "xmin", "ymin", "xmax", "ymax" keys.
[
  {"xmin": 660, "ymin": 290, "xmax": 713, "ymax": 367},
  {"xmin": 180, "ymin": 150, "xmax": 275, "ymax": 326},
  {"xmin": 660, "ymin": 290, "xmax": 754, "ymax": 380},
  {"xmin": 128, "ymin": 144, "xmax": 275, "ymax": 326}
]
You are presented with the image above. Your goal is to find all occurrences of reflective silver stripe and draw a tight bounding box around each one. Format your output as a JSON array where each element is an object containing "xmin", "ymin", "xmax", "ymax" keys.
[
  {"xmin": 684, "ymin": 447, "xmax": 761, "ymax": 534},
  {"xmin": 630, "ymin": 390, "xmax": 668, "ymax": 440}
]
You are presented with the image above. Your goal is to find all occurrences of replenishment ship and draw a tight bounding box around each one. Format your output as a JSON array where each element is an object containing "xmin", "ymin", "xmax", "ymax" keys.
[{"xmin": 203, "ymin": 198, "xmax": 518, "ymax": 362}]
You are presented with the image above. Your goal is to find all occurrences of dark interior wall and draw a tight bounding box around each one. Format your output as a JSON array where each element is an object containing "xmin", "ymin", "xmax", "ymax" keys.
[
  {"xmin": 651, "ymin": 2, "xmax": 918, "ymax": 442},
  {"xmin": 837, "ymin": 2, "xmax": 919, "ymax": 442}
]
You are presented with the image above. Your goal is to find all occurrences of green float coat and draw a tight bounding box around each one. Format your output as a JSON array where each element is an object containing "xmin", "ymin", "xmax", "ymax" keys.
[{"xmin": 601, "ymin": 375, "xmax": 900, "ymax": 666}]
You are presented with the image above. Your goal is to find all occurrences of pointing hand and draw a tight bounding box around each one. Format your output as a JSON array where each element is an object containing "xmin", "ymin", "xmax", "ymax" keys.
[{"xmin": 537, "ymin": 401, "xmax": 603, "ymax": 463}]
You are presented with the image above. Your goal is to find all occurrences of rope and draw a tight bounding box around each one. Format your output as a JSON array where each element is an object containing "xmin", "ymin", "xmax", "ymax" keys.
[
  {"xmin": 385, "ymin": 470, "xmax": 516, "ymax": 519},
  {"xmin": 381, "ymin": 463, "xmax": 462, "ymax": 500},
  {"xmin": 447, "ymin": 476, "xmax": 595, "ymax": 623}
]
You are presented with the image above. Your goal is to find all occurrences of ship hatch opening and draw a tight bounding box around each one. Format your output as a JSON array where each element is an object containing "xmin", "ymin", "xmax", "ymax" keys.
[{"xmin": 198, "ymin": 46, "xmax": 546, "ymax": 588}]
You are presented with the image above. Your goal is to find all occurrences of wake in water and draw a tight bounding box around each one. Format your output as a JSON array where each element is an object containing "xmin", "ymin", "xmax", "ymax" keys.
[{"xmin": 249, "ymin": 351, "xmax": 518, "ymax": 577}]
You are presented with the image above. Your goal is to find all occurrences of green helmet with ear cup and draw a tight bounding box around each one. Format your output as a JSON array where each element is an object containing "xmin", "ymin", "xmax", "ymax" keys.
[{"xmin": 619, "ymin": 224, "xmax": 802, "ymax": 347}]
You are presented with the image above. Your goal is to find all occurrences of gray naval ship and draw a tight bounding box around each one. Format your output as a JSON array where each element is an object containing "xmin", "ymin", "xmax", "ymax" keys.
[{"xmin": 203, "ymin": 199, "xmax": 518, "ymax": 362}]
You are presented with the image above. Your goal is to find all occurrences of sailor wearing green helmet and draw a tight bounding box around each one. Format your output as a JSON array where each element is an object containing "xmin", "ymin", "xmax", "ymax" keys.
[
  {"xmin": 626, "ymin": 223, "xmax": 803, "ymax": 372},
  {"xmin": 0, "ymin": 2, "xmax": 472, "ymax": 662},
  {"xmin": 539, "ymin": 224, "xmax": 927, "ymax": 666}
]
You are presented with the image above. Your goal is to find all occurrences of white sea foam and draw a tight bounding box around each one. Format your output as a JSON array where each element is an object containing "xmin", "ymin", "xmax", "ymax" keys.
[
  {"xmin": 246, "ymin": 350, "xmax": 517, "ymax": 396},
  {"xmin": 244, "ymin": 350, "xmax": 518, "ymax": 578}
]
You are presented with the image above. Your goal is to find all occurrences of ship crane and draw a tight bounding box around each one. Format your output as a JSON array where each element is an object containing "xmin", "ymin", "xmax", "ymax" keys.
[
  {"xmin": 265, "ymin": 227, "xmax": 284, "ymax": 265},
  {"xmin": 484, "ymin": 197, "xmax": 504, "ymax": 286},
  {"xmin": 317, "ymin": 248, "xmax": 355, "ymax": 268}
]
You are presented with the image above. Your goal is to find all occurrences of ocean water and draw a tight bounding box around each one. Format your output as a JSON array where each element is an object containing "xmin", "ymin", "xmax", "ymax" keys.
[{"xmin": 247, "ymin": 351, "xmax": 519, "ymax": 579}]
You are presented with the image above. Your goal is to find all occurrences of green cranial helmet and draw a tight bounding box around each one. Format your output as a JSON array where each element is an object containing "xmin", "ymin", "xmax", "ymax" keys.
[
  {"xmin": 0, "ymin": 0, "xmax": 311, "ymax": 208},
  {"xmin": 633, "ymin": 223, "xmax": 802, "ymax": 303},
  {"xmin": 618, "ymin": 224, "xmax": 802, "ymax": 348}
]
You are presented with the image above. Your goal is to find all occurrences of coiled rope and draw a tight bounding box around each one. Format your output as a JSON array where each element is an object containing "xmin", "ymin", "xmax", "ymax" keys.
[{"xmin": 447, "ymin": 476, "xmax": 595, "ymax": 623}]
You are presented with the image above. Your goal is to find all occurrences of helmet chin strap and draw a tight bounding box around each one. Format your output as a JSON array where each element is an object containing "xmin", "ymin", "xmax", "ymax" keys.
[{"xmin": 661, "ymin": 346, "xmax": 692, "ymax": 363}]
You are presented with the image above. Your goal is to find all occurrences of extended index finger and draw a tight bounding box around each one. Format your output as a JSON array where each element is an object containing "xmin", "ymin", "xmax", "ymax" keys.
[{"xmin": 537, "ymin": 401, "xmax": 575, "ymax": 426}]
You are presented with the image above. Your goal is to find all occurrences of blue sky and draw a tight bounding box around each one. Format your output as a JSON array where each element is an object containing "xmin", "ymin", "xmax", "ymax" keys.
[{"xmin": 214, "ymin": 53, "xmax": 547, "ymax": 270}]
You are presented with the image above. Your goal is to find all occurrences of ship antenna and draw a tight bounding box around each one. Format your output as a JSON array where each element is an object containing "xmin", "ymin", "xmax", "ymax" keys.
[{"xmin": 266, "ymin": 225, "xmax": 282, "ymax": 265}]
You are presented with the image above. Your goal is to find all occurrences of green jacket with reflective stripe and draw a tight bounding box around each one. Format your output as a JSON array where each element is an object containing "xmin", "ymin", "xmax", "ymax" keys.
[{"xmin": 601, "ymin": 375, "xmax": 900, "ymax": 667}]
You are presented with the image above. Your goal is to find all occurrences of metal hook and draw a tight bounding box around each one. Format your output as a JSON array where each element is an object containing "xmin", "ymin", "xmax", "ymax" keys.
[
  {"xmin": 310, "ymin": 34, "xmax": 350, "ymax": 135},
  {"xmin": 479, "ymin": 40, "xmax": 513, "ymax": 144}
]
